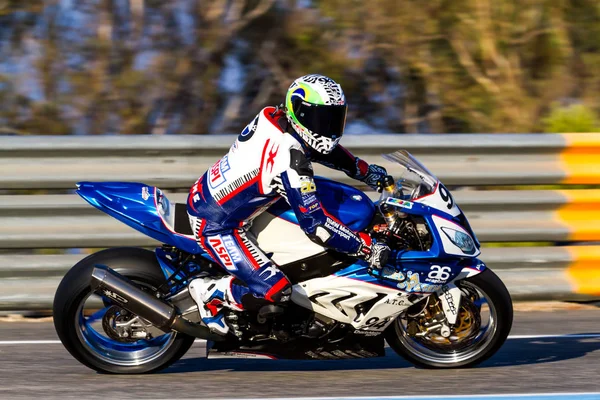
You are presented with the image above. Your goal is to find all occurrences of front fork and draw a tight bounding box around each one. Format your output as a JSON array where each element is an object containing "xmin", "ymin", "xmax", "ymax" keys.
[
  {"xmin": 436, "ymin": 283, "xmax": 462, "ymax": 325},
  {"xmin": 435, "ymin": 257, "xmax": 487, "ymax": 326}
]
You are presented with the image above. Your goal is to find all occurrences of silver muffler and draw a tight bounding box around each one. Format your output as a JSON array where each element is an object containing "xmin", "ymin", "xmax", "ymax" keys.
[{"xmin": 90, "ymin": 265, "xmax": 224, "ymax": 341}]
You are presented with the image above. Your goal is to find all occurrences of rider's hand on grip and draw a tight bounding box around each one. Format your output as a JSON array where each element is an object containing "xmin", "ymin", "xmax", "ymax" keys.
[
  {"xmin": 367, "ymin": 242, "xmax": 390, "ymax": 270},
  {"xmin": 356, "ymin": 233, "xmax": 390, "ymax": 270},
  {"xmin": 362, "ymin": 164, "xmax": 389, "ymax": 191}
]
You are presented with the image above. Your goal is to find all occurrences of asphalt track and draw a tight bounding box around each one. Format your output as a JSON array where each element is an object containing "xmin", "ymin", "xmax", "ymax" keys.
[{"xmin": 1, "ymin": 307, "xmax": 600, "ymax": 400}]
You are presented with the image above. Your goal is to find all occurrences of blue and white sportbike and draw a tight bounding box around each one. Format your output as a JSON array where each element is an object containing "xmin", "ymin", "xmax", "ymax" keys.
[{"xmin": 53, "ymin": 150, "xmax": 513, "ymax": 374}]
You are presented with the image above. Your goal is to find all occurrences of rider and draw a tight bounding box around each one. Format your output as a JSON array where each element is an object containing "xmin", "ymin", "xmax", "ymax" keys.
[{"xmin": 187, "ymin": 74, "xmax": 391, "ymax": 335}]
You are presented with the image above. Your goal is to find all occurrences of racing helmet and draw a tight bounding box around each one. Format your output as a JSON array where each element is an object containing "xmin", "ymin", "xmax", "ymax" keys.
[{"xmin": 285, "ymin": 74, "xmax": 348, "ymax": 154}]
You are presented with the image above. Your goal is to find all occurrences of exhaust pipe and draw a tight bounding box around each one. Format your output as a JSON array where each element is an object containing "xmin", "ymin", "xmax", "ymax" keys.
[{"xmin": 90, "ymin": 265, "xmax": 225, "ymax": 341}]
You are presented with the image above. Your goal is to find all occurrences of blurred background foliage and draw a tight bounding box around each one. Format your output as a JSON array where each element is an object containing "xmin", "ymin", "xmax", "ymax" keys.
[{"xmin": 1, "ymin": 0, "xmax": 600, "ymax": 135}]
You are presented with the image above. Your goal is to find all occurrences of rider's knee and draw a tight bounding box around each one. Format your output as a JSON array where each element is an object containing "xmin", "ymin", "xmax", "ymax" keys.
[{"xmin": 237, "ymin": 276, "xmax": 292, "ymax": 310}]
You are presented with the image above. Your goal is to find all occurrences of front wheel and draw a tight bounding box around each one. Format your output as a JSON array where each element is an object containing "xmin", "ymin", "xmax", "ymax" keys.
[
  {"xmin": 53, "ymin": 248, "xmax": 196, "ymax": 374},
  {"xmin": 385, "ymin": 268, "xmax": 513, "ymax": 369}
]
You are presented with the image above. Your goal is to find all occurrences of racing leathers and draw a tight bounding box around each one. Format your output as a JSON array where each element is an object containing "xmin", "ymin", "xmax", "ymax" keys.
[{"xmin": 187, "ymin": 106, "xmax": 389, "ymax": 334}]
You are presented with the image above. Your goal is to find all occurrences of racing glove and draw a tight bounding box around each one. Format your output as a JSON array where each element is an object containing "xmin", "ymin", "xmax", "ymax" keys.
[
  {"xmin": 355, "ymin": 233, "xmax": 391, "ymax": 270},
  {"xmin": 359, "ymin": 163, "xmax": 392, "ymax": 192}
]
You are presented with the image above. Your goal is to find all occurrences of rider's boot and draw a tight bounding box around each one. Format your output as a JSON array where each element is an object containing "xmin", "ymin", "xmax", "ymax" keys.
[{"xmin": 188, "ymin": 276, "xmax": 242, "ymax": 335}]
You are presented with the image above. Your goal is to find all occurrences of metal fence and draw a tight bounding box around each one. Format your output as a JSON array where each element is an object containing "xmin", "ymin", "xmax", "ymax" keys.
[{"xmin": 1, "ymin": 133, "xmax": 600, "ymax": 312}]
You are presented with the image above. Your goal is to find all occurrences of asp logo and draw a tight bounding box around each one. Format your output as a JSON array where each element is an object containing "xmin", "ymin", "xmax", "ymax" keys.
[{"xmin": 208, "ymin": 236, "xmax": 242, "ymax": 271}]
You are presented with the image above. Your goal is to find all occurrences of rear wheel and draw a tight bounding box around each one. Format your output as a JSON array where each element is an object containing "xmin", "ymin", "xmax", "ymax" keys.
[
  {"xmin": 385, "ymin": 268, "xmax": 513, "ymax": 368},
  {"xmin": 53, "ymin": 248, "xmax": 196, "ymax": 374}
]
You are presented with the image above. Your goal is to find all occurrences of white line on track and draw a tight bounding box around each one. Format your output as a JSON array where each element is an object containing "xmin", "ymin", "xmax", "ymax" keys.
[
  {"xmin": 210, "ymin": 395, "xmax": 600, "ymax": 399},
  {"xmin": 0, "ymin": 340, "xmax": 61, "ymax": 345},
  {"xmin": 506, "ymin": 333, "xmax": 600, "ymax": 340},
  {"xmin": 1, "ymin": 332, "xmax": 600, "ymax": 346},
  {"xmin": 201, "ymin": 395, "xmax": 600, "ymax": 400}
]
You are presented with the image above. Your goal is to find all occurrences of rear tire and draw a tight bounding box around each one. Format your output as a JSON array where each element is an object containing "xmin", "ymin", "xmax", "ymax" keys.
[
  {"xmin": 53, "ymin": 247, "xmax": 196, "ymax": 374},
  {"xmin": 386, "ymin": 268, "xmax": 513, "ymax": 369}
]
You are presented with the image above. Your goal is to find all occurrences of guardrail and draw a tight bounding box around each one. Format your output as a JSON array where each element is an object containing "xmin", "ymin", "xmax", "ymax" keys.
[
  {"xmin": 2, "ymin": 133, "xmax": 600, "ymax": 189},
  {"xmin": 1, "ymin": 133, "xmax": 600, "ymax": 312}
]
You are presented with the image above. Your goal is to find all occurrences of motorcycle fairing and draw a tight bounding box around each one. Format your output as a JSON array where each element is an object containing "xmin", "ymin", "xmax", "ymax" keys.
[
  {"xmin": 292, "ymin": 273, "xmax": 408, "ymax": 331},
  {"xmin": 76, "ymin": 181, "xmax": 202, "ymax": 254},
  {"xmin": 381, "ymin": 198, "xmax": 481, "ymax": 259},
  {"xmin": 291, "ymin": 256, "xmax": 486, "ymax": 332},
  {"xmin": 266, "ymin": 177, "xmax": 375, "ymax": 232},
  {"xmin": 77, "ymin": 177, "xmax": 373, "ymax": 262}
]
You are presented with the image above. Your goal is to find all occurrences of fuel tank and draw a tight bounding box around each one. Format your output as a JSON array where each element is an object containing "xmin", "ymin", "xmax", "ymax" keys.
[{"xmin": 252, "ymin": 177, "xmax": 375, "ymax": 265}]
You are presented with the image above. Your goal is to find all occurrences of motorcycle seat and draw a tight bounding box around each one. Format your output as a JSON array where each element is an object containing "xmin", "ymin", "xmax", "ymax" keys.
[{"xmin": 173, "ymin": 203, "xmax": 194, "ymax": 236}]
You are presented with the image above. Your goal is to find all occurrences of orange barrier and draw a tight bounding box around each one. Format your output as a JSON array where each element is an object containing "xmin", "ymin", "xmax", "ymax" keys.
[{"xmin": 560, "ymin": 133, "xmax": 600, "ymax": 185}]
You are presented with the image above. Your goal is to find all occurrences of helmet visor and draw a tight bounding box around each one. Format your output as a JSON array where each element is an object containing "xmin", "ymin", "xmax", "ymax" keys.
[{"xmin": 292, "ymin": 98, "xmax": 347, "ymax": 139}]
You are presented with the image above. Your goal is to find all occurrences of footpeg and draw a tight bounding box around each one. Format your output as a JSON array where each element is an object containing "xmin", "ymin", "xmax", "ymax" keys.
[{"xmin": 225, "ymin": 313, "xmax": 239, "ymax": 321}]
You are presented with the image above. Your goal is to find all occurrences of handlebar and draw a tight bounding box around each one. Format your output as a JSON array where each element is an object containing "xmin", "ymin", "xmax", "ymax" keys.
[{"xmin": 377, "ymin": 175, "xmax": 395, "ymax": 193}]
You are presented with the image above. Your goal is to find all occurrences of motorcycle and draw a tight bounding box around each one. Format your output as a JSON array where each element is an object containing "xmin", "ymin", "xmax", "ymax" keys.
[{"xmin": 53, "ymin": 150, "xmax": 513, "ymax": 374}]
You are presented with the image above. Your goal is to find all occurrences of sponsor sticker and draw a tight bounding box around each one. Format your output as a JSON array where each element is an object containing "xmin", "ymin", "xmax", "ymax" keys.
[
  {"xmin": 299, "ymin": 176, "xmax": 316, "ymax": 193},
  {"xmin": 208, "ymin": 236, "xmax": 239, "ymax": 271},
  {"xmin": 384, "ymin": 296, "xmax": 412, "ymax": 307},
  {"xmin": 103, "ymin": 289, "xmax": 128, "ymax": 304},
  {"xmin": 238, "ymin": 116, "xmax": 259, "ymax": 142},
  {"xmin": 425, "ymin": 265, "xmax": 451, "ymax": 284},
  {"xmin": 324, "ymin": 217, "xmax": 354, "ymax": 241},
  {"xmin": 380, "ymin": 266, "xmax": 406, "ymax": 282},
  {"xmin": 209, "ymin": 155, "xmax": 231, "ymax": 189},
  {"xmin": 302, "ymin": 193, "xmax": 319, "ymax": 209},
  {"xmin": 396, "ymin": 270, "xmax": 442, "ymax": 293},
  {"xmin": 442, "ymin": 285, "xmax": 457, "ymax": 315},
  {"xmin": 221, "ymin": 235, "xmax": 243, "ymax": 264},
  {"xmin": 386, "ymin": 197, "xmax": 413, "ymax": 209},
  {"xmin": 141, "ymin": 186, "xmax": 150, "ymax": 201}
]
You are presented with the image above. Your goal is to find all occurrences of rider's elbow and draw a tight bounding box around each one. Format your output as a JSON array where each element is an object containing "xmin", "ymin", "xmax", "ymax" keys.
[{"xmin": 304, "ymin": 225, "xmax": 332, "ymax": 247}]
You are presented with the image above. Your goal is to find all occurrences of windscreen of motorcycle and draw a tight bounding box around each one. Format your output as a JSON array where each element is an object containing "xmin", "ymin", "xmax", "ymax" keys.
[{"xmin": 382, "ymin": 151, "xmax": 461, "ymax": 217}]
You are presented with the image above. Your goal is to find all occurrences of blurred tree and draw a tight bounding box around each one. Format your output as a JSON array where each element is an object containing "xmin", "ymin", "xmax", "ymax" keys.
[
  {"xmin": 543, "ymin": 103, "xmax": 600, "ymax": 132},
  {"xmin": 314, "ymin": 0, "xmax": 600, "ymax": 133},
  {"xmin": 0, "ymin": 0, "xmax": 599, "ymax": 135}
]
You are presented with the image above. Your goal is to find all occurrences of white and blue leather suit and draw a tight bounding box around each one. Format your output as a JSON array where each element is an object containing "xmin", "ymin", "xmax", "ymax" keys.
[{"xmin": 187, "ymin": 106, "xmax": 388, "ymax": 332}]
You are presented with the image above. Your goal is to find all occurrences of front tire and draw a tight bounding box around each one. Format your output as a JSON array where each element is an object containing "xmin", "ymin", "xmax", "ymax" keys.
[
  {"xmin": 386, "ymin": 268, "xmax": 513, "ymax": 369},
  {"xmin": 53, "ymin": 247, "xmax": 196, "ymax": 374}
]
